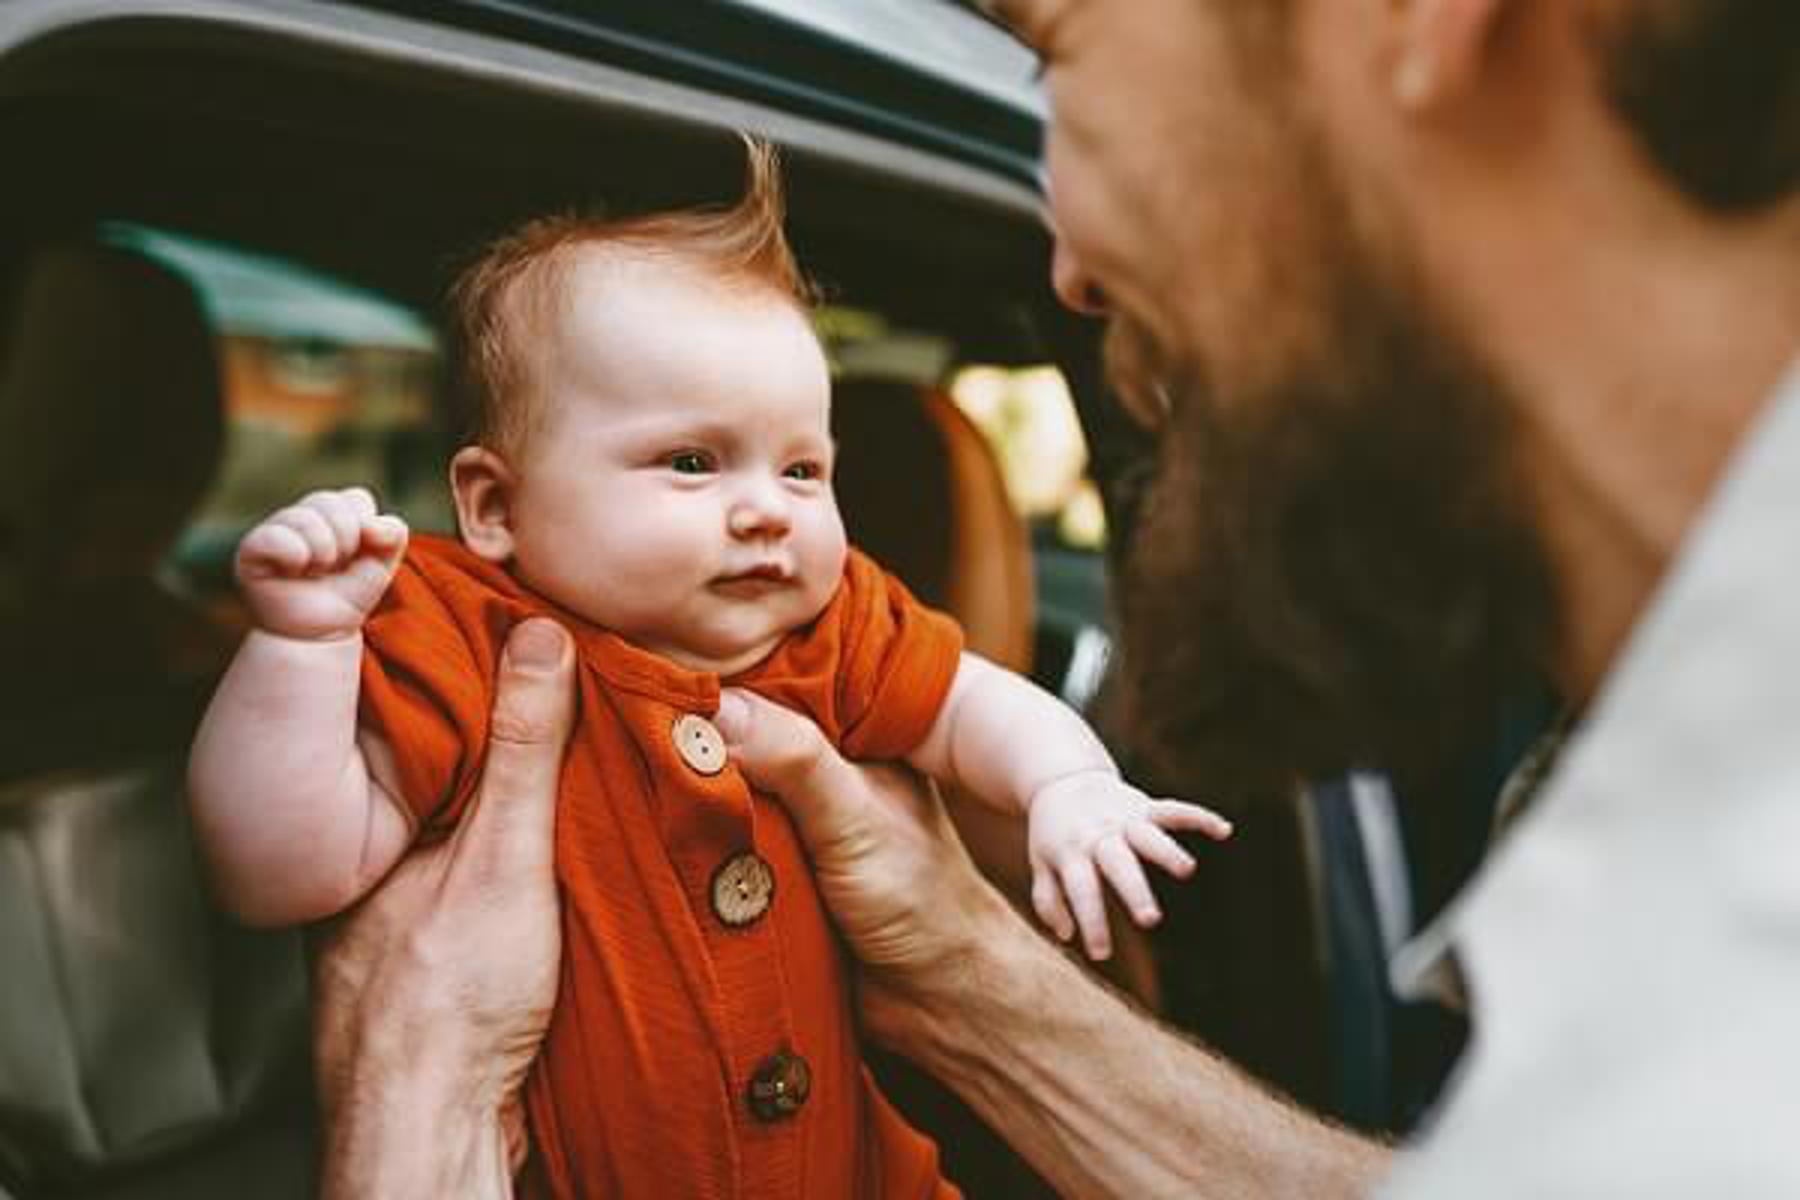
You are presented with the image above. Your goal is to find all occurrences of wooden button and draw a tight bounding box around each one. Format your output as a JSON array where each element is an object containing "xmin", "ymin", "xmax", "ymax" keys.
[
  {"xmin": 710, "ymin": 851, "xmax": 775, "ymax": 927},
  {"xmin": 672, "ymin": 713, "xmax": 727, "ymax": 776},
  {"xmin": 747, "ymin": 1051, "xmax": 811, "ymax": 1121}
]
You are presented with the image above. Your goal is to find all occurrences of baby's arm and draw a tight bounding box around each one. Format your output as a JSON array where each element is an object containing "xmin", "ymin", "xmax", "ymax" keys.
[
  {"xmin": 909, "ymin": 653, "xmax": 1232, "ymax": 959},
  {"xmin": 188, "ymin": 488, "xmax": 415, "ymax": 927}
]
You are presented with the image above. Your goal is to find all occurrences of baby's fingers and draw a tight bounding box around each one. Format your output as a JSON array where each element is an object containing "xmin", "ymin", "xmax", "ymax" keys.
[
  {"xmin": 1095, "ymin": 835, "xmax": 1161, "ymax": 927},
  {"xmin": 235, "ymin": 521, "xmax": 312, "ymax": 579},
  {"xmin": 1031, "ymin": 867, "xmax": 1075, "ymax": 945},
  {"xmin": 1058, "ymin": 857, "xmax": 1111, "ymax": 961},
  {"xmin": 304, "ymin": 488, "xmax": 368, "ymax": 558},
  {"xmin": 1124, "ymin": 821, "xmax": 1198, "ymax": 880},
  {"xmin": 1149, "ymin": 799, "xmax": 1234, "ymax": 842},
  {"xmin": 337, "ymin": 548, "xmax": 405, "ymax": 607},
  {"xmin": 273, "ymin": 502, "xmax": 340, "ymax": 566},
  {"xmin": 365, "ymin": 513, "xmax": 409, "ymax": 555}
]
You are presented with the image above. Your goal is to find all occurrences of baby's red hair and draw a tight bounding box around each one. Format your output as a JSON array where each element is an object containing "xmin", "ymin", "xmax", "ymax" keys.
[{"xmin": 447, "ymin": 137, "xmax": 813, "ymax": 454}]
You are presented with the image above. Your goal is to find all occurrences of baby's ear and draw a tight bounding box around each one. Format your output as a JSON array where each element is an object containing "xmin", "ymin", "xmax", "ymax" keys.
[{"xmin": 449, "ymin": 445, "xmax": 518, "ymax": 562}]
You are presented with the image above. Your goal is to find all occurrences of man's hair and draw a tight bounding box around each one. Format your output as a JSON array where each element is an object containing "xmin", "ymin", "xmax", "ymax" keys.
[
  {"xmin": 1232, "ymin": 0, "xmax": 1799, "ymax": 213},
  {"xmin": 446, "ymin": 137, "xmax": 814, "ymax": 453},
  {"xmin": 1591, "ymin": 0, "xmax": 1800, "ymax": 212}
]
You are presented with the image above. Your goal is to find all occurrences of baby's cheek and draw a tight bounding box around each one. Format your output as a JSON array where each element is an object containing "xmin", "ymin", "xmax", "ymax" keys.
[
  {"xmin": 813, "ymin": 546, "xmax": 848, "ymax": 610},
  {"xmin": 817, "ymin": 507, "xmax": 849, "ymax": 578}
]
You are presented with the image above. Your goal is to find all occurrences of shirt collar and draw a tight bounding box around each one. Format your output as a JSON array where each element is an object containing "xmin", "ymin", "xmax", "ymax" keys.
[{"xmin": 1391, "ymin": 355, "xmax": 1800, "ymax": 1008}]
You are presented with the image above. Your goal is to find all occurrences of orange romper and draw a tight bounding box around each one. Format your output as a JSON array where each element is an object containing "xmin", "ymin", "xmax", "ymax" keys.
[{"xmin": 360, "ymin": 534, "xmax": 963, "ymax": 1200}]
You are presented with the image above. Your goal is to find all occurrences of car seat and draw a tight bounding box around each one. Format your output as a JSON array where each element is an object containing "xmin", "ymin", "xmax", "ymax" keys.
[
  {"xmin": 0, "ymin": 242, "xmax": 316, "ymax": 1199},
  {"xmin": 833, "ymin": 375, "xmax": 1035, "ymax": 675}
]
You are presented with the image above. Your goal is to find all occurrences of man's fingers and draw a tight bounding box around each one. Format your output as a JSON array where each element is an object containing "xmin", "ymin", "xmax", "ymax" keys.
[
  {"xmin": 453, "ymin": 619, "xmax": 576, "ymax": 881},
  {"xmin": 716, "ymin": 688, "xmax": 866, "ymax": 850}
]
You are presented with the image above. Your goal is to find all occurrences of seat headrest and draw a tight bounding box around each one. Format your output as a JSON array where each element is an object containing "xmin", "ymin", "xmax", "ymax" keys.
[
  {"xmin": 833, "ymin": 377, "xmax": 1034, "ymax": 672},
  {"xmin": 833, "ymin": 377, "xmax": 955, "ymax": 606},
  {"xmin": 0, "ymin": 241, "xmax": 224, "ymax": 597}
]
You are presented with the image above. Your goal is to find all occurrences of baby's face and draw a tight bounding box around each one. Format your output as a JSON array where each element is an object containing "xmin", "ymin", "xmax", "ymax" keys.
[{"xmin": 503, "ymin": 250, "xmax": 845, "ymax": 674}]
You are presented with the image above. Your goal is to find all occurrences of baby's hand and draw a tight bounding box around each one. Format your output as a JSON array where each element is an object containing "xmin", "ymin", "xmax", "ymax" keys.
[
  {"xmin": 1027, "ymin": 770, "xmax": 1232, "ymax": 960},
  {"xmin": 235, "ymin": 487, "xmax": 408, "ymax": 641}
]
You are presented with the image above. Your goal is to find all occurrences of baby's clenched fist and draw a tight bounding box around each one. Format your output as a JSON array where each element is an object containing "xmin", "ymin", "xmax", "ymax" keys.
[{"xmin": 236, "ymin": 487, "xmax": 408, "ymax": 641}]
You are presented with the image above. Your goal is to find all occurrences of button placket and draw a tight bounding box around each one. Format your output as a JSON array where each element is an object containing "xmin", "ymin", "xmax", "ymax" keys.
[{"xmin": 657, "ymin": 700, "xmax": 805, "ymax": 1176}]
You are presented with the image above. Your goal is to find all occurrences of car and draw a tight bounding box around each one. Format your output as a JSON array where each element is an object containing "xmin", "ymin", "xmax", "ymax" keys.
[{"xmin": 0, "ymin": 3, "xmax": 1347, "ymax": 1196}]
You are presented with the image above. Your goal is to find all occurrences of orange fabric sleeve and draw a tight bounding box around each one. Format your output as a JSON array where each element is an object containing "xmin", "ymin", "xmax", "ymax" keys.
[
  {"xmin": 359, "ymin": 544, "xmax": 504, "ymax": 831},
  {"xmin": 833, "ymin": 548, "xmax": 964, "ymax": 762}
]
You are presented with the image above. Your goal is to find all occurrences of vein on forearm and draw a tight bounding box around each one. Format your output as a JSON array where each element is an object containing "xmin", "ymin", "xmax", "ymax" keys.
[
  {"xmin": 320, "ymin": 1043, "xmax": 514, "ymax": 1200},
  {"xmin": 902, "ymin": 915, "xmax": 1391, "ymax": 1200}
]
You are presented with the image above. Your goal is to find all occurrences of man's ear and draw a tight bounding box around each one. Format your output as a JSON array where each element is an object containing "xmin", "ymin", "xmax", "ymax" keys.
[
  {"xmin": 1390, "ymin": 0, "xmax": 1509, "ymax": 111},
  {"xmin": 450, "ymin": 445, "xmax": 519, "ymax": 563}
]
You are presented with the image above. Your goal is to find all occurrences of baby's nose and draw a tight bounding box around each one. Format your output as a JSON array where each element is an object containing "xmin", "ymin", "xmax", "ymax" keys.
[{"xmin": 727, "ymin": 490, "xmax": 791, "ymax": 538}]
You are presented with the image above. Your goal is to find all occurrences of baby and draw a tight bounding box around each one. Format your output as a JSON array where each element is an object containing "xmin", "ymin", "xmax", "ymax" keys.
[{"xmin": 188, "ymin": 142, "xmax": 1229, "ymax": 1198}]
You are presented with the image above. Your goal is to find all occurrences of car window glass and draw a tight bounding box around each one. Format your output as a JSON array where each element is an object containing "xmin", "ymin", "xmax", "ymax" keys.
[
  {"xmin": 103, "ymin": 224, "xmax": 455, "ymax": 592},
  {"xmin": 947, "ymin": 362, "xmax": 1111, "ymax": 706},
  {"xmin": 817, "ymin": 305, "xmax": 1103, "ymax": 551},
  {"xmin": 948, "ymin": 363, "xmax": 1105, "ymax": 551}
]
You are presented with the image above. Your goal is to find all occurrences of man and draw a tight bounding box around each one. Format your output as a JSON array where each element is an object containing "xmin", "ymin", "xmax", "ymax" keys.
[{"xmin": 317, "ymin": 0, "xmax": 1800, "ymax": 1195}]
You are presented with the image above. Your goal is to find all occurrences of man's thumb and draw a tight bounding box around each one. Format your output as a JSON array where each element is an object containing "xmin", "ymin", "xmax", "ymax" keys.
[
  {"xmin": 457, "ymin": 619, "xmax": 576, "ymax": 878},
  {"xmin": 716, "ymin": 688, "xmax": 859, "ymax": 845}
]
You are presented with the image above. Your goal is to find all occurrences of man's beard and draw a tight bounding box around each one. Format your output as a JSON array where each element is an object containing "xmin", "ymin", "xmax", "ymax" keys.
[{"xmin": 1108, "ymin": 246, "xmax": 1561, "ymax": 804}]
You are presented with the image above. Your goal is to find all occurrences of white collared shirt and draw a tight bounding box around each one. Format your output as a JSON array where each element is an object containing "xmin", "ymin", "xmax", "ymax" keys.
[{"xmin": 1377, "ymin": 360, "xmax": 1800, "ymax": 1197}]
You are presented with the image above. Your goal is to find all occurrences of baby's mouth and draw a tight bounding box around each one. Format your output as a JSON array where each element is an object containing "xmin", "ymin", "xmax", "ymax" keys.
[{"xmin": 712, "ymin": 564, "xmax": 794, "ymax": 592}]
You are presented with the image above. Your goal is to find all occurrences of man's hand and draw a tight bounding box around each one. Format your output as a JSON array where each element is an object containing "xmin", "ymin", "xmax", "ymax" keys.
[
  {"xmin": 312, "ymin": 618, "xmax": 575, "ymax": 1200},
  {"xmin": 715, "ymin": 687, "xmax": 1012, "ymax": 1035},
  {"xmin": 717, "ymin": 687, "xmax": 1388, "ymax": 1200}
]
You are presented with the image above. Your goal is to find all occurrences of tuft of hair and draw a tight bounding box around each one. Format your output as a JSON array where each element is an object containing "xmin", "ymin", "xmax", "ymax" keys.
[{"xmin": 446, "ymin": 136, "xmax": 814, "ymax": 454}]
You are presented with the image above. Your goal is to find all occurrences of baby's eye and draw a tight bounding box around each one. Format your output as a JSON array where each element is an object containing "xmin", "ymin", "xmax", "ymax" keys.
[
  {"xmin": 667, "ymin": 450, "xmax": 716, "ymax": 475},
  {"xmin": 783, "ymin": 460, "xmax": 824, "ymax": 482}
]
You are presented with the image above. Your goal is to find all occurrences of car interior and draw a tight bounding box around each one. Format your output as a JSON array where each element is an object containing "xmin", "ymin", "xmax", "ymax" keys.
[{"xmin": 0, "ymin": 8, "xmax": 1347, "ymax": 1197}]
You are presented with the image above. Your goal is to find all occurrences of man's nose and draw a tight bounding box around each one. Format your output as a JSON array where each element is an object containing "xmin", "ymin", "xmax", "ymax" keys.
[
  {"xmin": 727, "ymin": 481, "xmax": 792, "ymax": 539},
  {"xmin": 1051, "ymin": 237, "xmax": 1108, "ymax": 316}
]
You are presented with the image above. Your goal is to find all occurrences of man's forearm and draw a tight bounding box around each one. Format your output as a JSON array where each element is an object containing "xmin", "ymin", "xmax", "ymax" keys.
[
  {"xmin": 877, "ymin": 895, "xmax": 1392, "ymax": 1199},
  {"xmin": 310, "ymin": 617, "xmax": 572, "ymax": 1200},
  {"xmin": 319, "ymin": 1026, "xmax": 514, "ymax": 1200}
]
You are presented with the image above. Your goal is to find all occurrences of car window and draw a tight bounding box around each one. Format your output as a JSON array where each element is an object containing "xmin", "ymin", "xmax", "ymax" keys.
[
  {"xmin": 948, "ymin": 362, "xmax": 1113, "ymax": 706},
  {"xmin": 820, "ymin": 305, "xmax": 1105, "ymax": 551},
  {"xmin": 103, "ymin": 223, "xmax": 456, "ymax": 592},
  {"xmin": 947, "ymin": 363, "xmax": 1106, "ymax": 551},
  {"xmin": 105, "ymin": 226, "xmax": 1108, "ymax": 700}
]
